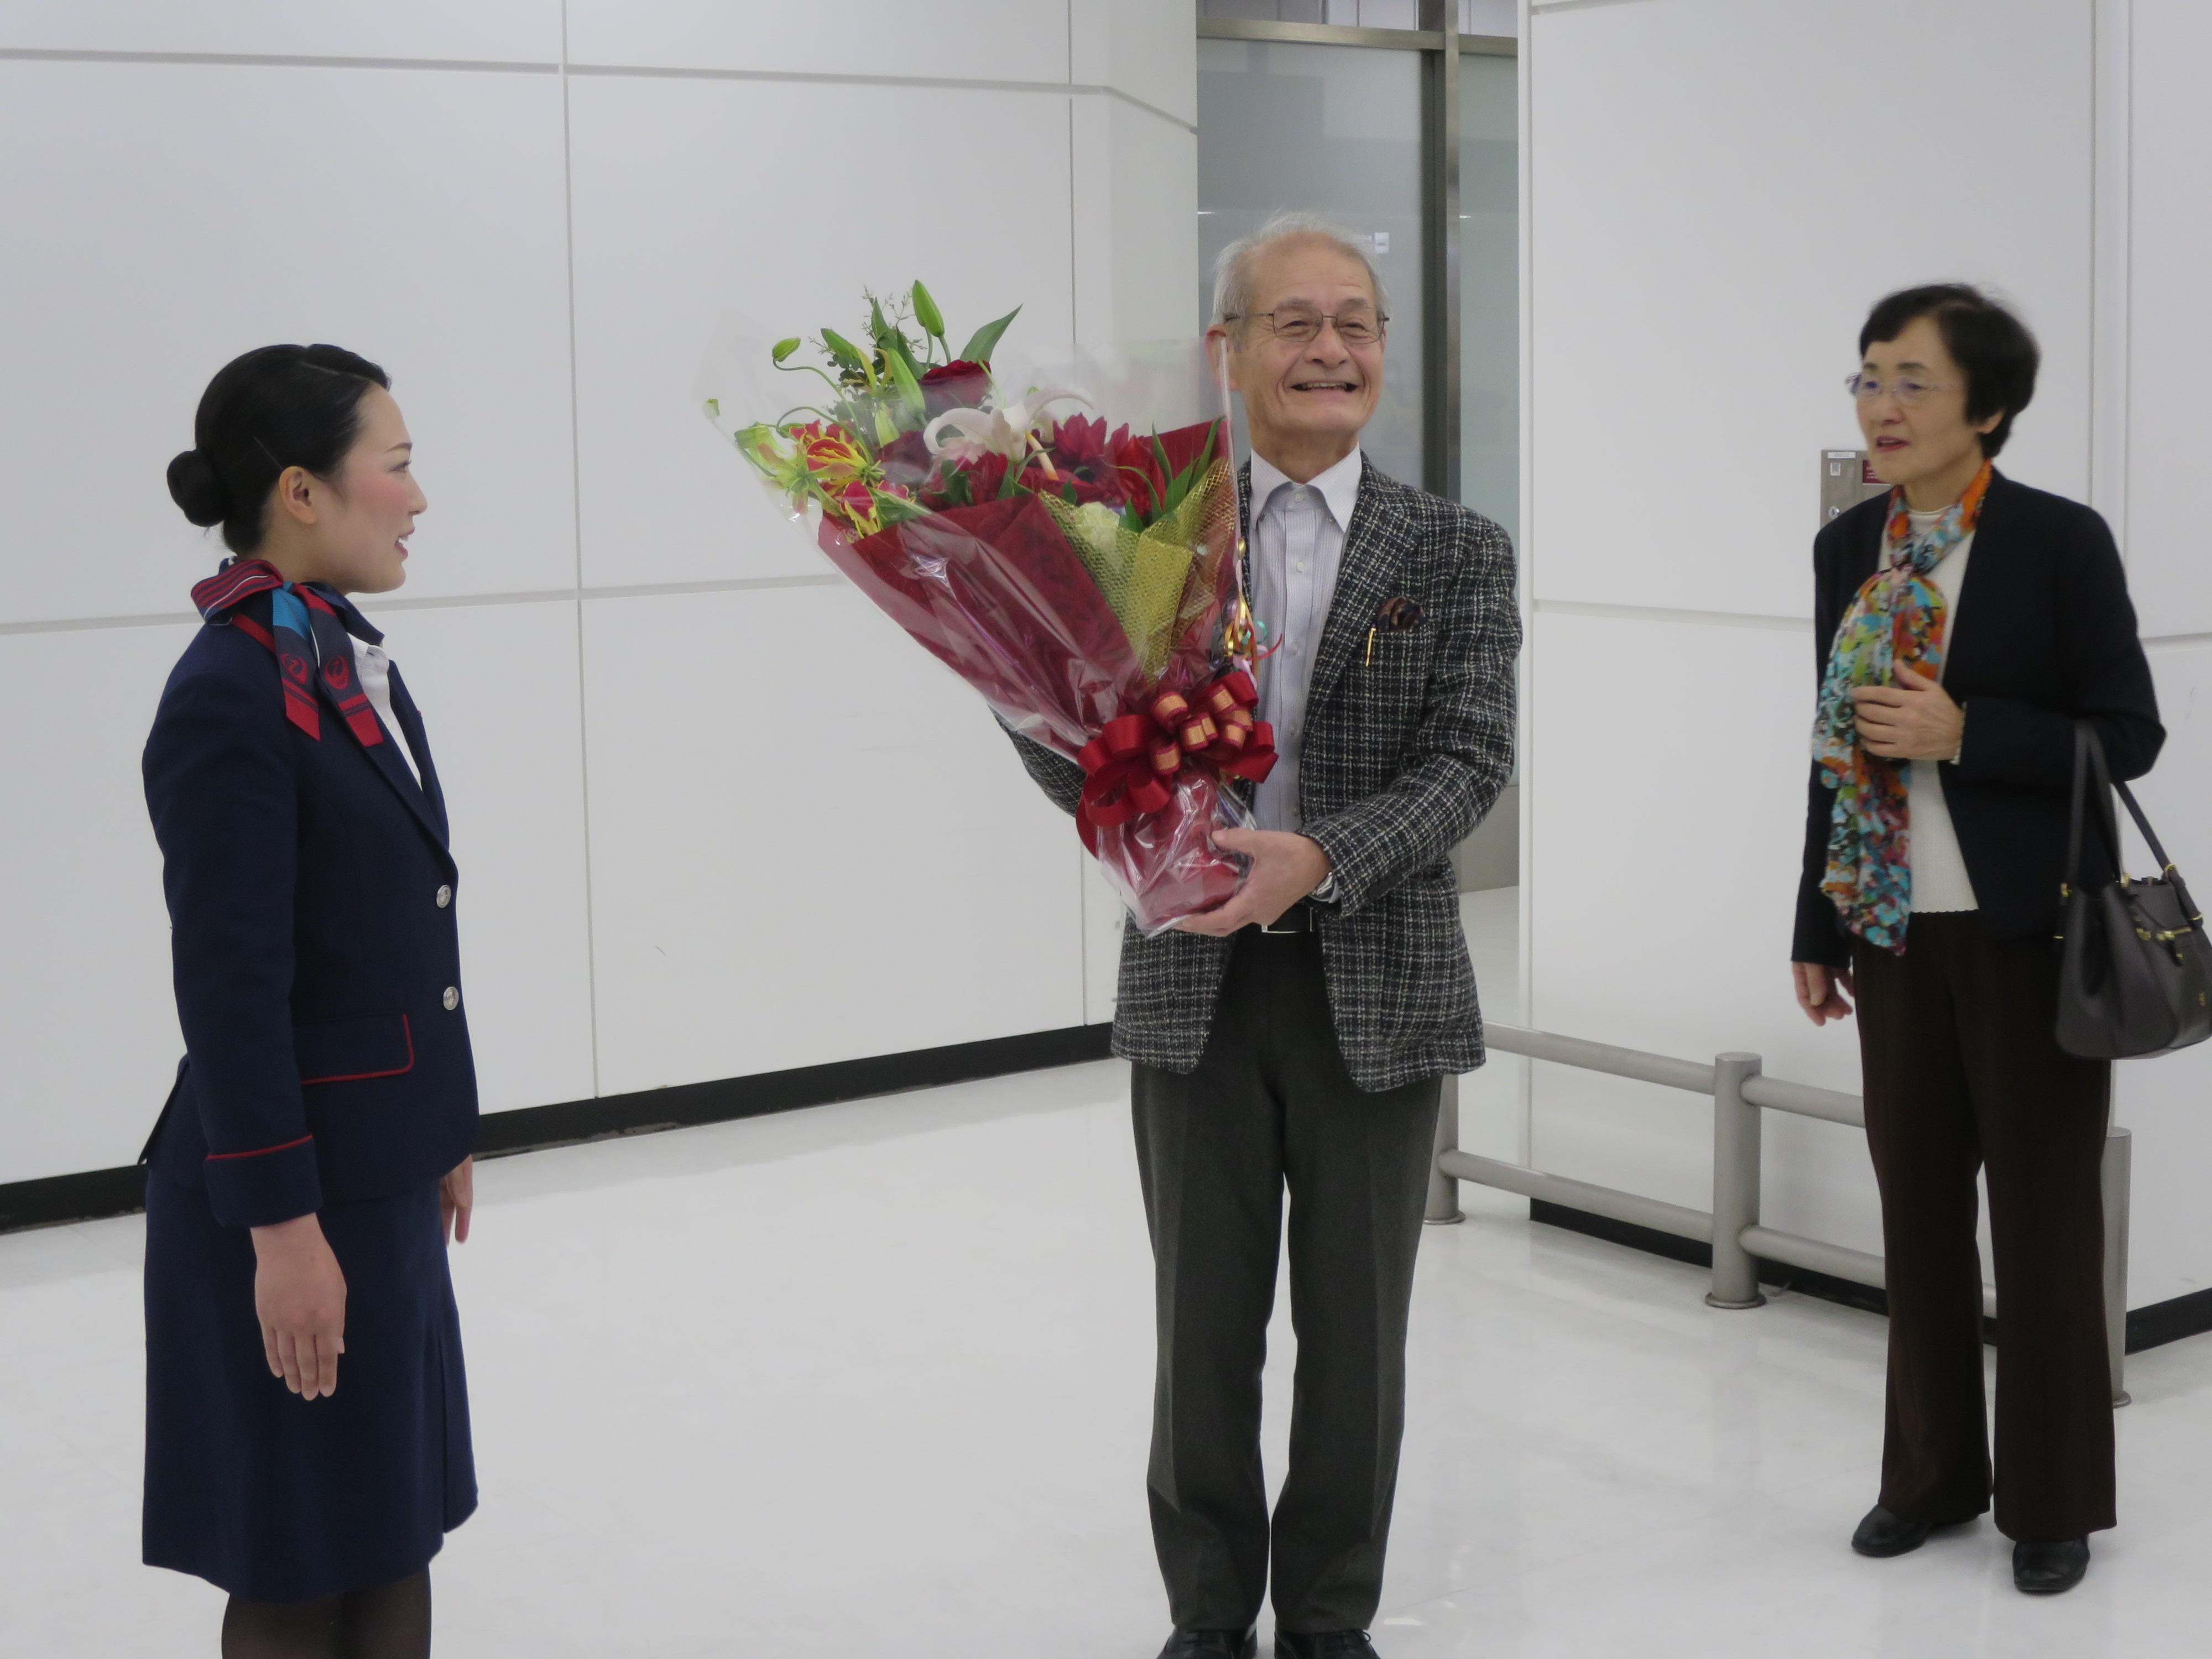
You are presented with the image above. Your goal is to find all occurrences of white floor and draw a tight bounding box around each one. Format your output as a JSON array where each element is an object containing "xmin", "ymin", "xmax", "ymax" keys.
[{"xmin": 6, "ymin": 894, "xmax": 2211, "ymax": 1657}]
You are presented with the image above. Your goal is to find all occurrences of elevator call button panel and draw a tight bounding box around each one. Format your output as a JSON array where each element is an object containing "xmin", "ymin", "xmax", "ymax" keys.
[{"xmin": 1822, "ymin": 450, "xmax": 1888, "ymax": 525}]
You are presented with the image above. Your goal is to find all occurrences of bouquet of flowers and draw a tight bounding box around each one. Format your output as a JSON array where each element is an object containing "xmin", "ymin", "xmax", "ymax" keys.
[{"xmin": 705, "ymin": 283, "xmax": 1274, "ymax": 933}]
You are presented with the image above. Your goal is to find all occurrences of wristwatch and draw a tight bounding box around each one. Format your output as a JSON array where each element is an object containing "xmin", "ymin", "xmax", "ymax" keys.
[{"xmin": 1312, "ymin": 869, "xmax": 1339, "ymax": 905}]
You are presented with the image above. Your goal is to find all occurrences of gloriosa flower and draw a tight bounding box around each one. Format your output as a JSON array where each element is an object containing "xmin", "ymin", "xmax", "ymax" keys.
[{"xmin": 737, "ymin": 420, "xmax": 901, "ymax": 533}]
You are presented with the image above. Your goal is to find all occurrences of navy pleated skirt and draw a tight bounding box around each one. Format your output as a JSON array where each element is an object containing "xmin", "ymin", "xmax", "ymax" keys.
[{"xmin": 143, "ymin": 1173, "xmax": 477, "ymax": 1602}]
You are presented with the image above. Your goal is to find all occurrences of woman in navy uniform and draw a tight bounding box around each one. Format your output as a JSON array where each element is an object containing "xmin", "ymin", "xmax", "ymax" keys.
[{"xmin": 143, "ymin": 344, "xmax": 478, "ymax": 1657}]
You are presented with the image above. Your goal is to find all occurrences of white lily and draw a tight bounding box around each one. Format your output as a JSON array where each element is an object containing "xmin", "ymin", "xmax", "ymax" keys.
[{"xmin": 924, "ymin": 384, "xmax": 1093, "ymax": 464}]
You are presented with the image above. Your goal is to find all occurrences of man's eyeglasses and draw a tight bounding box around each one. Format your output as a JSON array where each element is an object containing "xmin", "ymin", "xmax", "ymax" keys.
[
  {"xmin": 1229, "ymin": 308, "xmax": 1388, "ymax": 347},
  {"xmin": 1846, "ymin": 371, "xmax": 1963, "ymax": 406}
]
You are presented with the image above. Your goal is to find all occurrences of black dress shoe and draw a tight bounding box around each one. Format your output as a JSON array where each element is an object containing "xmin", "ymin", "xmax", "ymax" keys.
[
  {"xmin": 2013, "ymin": 1537, "xmax": 2090, "ymax": 1595},
  {"xmin": 1850, "ymin": 1504, "xmax": 1933, "ymax": 1557},
  {"xmin": 1156, "ymin": 1630, "xmax": 1256, "ymax": 1659},
  {"xmin": 1276, "ymin": 1634, "xmax": 1380, "ymax": 1658}
]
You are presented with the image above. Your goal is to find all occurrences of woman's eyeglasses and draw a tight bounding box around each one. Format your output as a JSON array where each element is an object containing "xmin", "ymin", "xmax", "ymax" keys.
[
  {"xmin": 1229, "ymin": 309, "xmax": 1388, "ymax": 347},
  {"xmin": 1846, "ymin": 372, "xmax": 1963, "ymax": 406}
]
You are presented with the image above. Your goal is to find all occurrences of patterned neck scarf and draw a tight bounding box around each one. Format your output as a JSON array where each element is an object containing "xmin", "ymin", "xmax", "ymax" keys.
[
  {"xmin": 190, "ymin": 558, "xmax": 387, "ymax": 747},
  {"xmin": 1812, "ymin": 462, "xmax": 1992, "ymax": 952}
]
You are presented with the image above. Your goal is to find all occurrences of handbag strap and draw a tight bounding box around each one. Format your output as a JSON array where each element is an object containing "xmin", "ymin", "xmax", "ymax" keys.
[
  {"xmin": 2066, "ymin": 720, "xmax": 2121, "ymax": 890},
  {"xmin": 2112, "ymin": 773, "xmax": 2177, "ymax": 874},
  {"xmin": 2070, "ymin": 720, "xmax": 2198, "ymax": 916}
]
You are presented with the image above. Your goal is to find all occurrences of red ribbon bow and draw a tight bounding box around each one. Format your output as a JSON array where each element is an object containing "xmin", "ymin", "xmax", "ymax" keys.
[{"xmin": 1075, "ymin": 669, "xmax": 1278, "ymax": 853}]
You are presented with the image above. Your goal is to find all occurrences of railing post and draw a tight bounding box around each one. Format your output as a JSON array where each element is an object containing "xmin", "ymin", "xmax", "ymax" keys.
[
  {"xmin": 1426, "ymin": 1073, "xmax": 1465, "ymax": 1224},
  {"xmin": 2104, "ymin": 1125, "xmax": 2132, "ymax": 1406},
  {"xmin": 1706, "ymin": 1052, "xmax": 1767, "ymax": 1309}
]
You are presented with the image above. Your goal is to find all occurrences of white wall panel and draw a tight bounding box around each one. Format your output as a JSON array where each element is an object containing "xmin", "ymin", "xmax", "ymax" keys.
[
  {"xmin": 1527, "ymin": 611, "xmax": 1841, "ymax": 1086},
  {"xmin": 0, "ymin": 0, "xmax": 560, "ymax": 61},
  {"xmin": 565, "ymin": 1, "xmax": 1067, "ymax": 84},
  {"xmin": 1525, "ymin": 609, "xmax": 1879, "ymax": 1237},
  {"xmin": 1072, "ymin": 99, "xmax": 1201, "ymax": 347},
  {"xmin": 361, "ymin": 599, "xmax": 596, "ymax": 1117},
  {"xmin": 0, "ymin": 62, "xmax": 575, "ymax": 628},
  {"xmin": 566, "ymin": 75, "xmax": 1077, "ymax": 592},
  {"xmin": 581, "ymin": 586, "xmax": 1085, "ymax": 1096},
  {"xmin": 1072, "ymin": 0, "xmax": 1200, "ymax": 127},
  {"xmin": 2120, "ymin": 0, "xmax": 2212, "ymax": 638},
  {"xmin": 1527, "ymin": 0, "xmax": 2093, "ymax": 622},
  {"xmin": 0, "ymin": 0, "xmax": 1203, "ymax": 1191},
  {"xmin": 0, "ymin": 624, "xmax": 191, "ymax": 1183},
  {"xmin": 1081, "ymin": 857, "xmax": 1124, "ymax": 1027},
  {"xmin": 2111, "ymin": 642, "xmax": 2212, "ymax": 1305}
]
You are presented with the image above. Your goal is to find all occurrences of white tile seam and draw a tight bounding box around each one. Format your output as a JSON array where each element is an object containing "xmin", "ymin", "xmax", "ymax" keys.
[
  {"xmin": 1533, "ymin": 599, "xmax": 1812, "ymax": 633},
  {"xmin": 0, "ymin": 47, "xmax": 1197, "ymax": 128},
  {"xmin": 0, "ymin": 578, "xmax": 849, "ymax": 638},
  {"xmin": 1069, "ymin": 0, "xmax": 1085, "ymax": 1026},
  {"xmin": 1541, "ymin": 604, "xmax": 2212, "ymax": 648},
  {"xmin": 559, "ymin": 1, "xmax": 603, "ymax": 1102},
  {"xmin": 0, "ymin": 46, "xmax": 561, "ymax": 73},
  {"xmin": 1516, "ymin": 0, "xmax": 1536, "ymax": 1164}
]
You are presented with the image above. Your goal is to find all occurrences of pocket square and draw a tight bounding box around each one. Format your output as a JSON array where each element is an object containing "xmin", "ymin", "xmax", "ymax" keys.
[{"xmin": 1376, "ymin": 596, "xmax": 1425, "ymax": 632}]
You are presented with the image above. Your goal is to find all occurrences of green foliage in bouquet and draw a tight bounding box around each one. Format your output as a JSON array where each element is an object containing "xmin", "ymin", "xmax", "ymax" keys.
[{"xmin": 723, "ymin": 281, "xmax": 1236, "ymax": 678}]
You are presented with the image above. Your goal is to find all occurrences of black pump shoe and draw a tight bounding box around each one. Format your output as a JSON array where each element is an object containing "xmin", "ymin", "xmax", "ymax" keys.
[
  {"xmin": 1157, "ymin": 1630, "xmax": 1256, "ymax": 1658},
  {"xmin": 1851, "ymin": 1504, "xmax": 1933, "ymax": 1557},
  {"xmin": 1276, "ymin": 1634, "xmax": 1380, "ymax": 1658},
  {"xmin": 2013, "ymin": 1537, "xmax": 2090, "ymax": 1595}
]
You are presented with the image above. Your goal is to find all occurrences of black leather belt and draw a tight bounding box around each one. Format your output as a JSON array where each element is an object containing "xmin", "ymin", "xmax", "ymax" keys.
[{"xmin": 1255, "ymin": 902, "xmax": 1318, "ymax": 936}]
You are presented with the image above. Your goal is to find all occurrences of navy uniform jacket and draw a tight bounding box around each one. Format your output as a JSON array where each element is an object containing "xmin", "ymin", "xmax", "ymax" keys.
[{"xmin": 142, "ymin": 592, "xmax": 478, "ymax": 1228}]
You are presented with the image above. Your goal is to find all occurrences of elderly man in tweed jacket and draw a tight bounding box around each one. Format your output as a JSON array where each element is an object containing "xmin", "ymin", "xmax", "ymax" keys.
[{"xmin": 1009, "ymin": 213, "xmax": 1518, "ymax": 1659}]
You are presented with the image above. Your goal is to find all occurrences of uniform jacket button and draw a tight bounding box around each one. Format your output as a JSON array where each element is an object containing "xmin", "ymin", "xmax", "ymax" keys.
[
  {"xmin": 442, "ymin": 986, "xmax": 460, "ymax": 1011},
  {"xmin": 436, "ymin": 885, "xmax": 452, "ymax": 909}
]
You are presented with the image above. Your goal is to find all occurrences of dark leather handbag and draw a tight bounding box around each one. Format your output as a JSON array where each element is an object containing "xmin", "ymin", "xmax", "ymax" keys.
[{"xmin": 2054, "ymin": 720, "xmax": 2212, "ymax": 1059}]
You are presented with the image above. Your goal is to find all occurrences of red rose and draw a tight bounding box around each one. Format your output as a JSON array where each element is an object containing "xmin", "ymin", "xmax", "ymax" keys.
[{"xmin": 919, "ymin": 360, "xmax": 992, "ymax": 417}]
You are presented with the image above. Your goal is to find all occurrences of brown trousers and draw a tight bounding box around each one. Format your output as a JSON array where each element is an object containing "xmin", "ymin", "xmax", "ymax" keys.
[{"xmin": 1852, "ymin": 912, "xmax": 2116, "ymax": 1542}]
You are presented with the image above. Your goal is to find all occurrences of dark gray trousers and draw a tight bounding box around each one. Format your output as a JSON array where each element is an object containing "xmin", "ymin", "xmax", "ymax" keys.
[{"xmin": 1130, "ymin": 930, "xmax": 1441, "ymax": 1635}]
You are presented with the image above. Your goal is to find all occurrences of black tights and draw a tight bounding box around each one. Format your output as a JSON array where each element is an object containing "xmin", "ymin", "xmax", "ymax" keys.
[{"xmin": 220, "ymin": 1569, "xmax": 431, "ymax": 1659}]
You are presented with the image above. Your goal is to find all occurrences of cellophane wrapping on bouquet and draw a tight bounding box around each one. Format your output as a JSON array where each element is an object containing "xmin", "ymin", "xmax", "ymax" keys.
[{"xmin": 700, "ymin": 285, "xmax": 1274, "ymax": 933}]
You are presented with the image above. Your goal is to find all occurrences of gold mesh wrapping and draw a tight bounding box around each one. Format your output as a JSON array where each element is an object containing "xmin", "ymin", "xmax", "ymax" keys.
[{"xmin": 1044, "ymin": 457, "xmax": 1237, "ymax": 681}]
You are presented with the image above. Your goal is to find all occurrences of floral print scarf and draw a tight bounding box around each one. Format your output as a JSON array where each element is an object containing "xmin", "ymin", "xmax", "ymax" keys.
[{"xmin": 1812, "ymin": 462, "xmax": 1992, "ymax": 952}]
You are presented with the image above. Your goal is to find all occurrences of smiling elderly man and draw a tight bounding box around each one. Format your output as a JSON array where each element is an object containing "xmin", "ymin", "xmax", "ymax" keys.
[{"xmin": 1006, "ymin": 211, "xmax": 1520, "ymax": 1659}]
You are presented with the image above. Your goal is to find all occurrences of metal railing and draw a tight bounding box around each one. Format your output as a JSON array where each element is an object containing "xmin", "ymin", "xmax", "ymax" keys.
[{"xmin": 1427, "ymin": 1024, "xmax": 2133, "ymax": 1404}]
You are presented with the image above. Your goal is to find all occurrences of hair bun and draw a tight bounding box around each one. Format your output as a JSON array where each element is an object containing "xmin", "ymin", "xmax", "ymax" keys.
[{"xmin": 166, "ymin": 448, "xmax": 229, "ymax": 527}]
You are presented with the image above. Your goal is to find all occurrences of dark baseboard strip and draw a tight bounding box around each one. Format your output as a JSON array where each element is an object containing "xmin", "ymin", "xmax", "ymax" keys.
[
  {"xmin": 470, "ymin": 1023, "xmax": 1114, "ymax": 1157},
  {"xmin": 2127, "ymin": 1286, "xmax": 2212, "ymax": 1354},
  {"xmin": 0, "ymin": 1024, "xmax": 1115, "ymax": 1235},
  {"xmin": 1528, "ymin": 1198, "xmax": 2212, "ymax": 1354},
  {"xmin": 1527, "ymin": 1198, "xmax": 1907, "ymax": 1326},
  {"xmin": 0, "ymin": 1164, "xmax": 149, "ymax": 1235}
]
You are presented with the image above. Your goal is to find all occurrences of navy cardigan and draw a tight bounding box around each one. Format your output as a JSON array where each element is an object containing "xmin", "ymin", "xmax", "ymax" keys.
[
  {"xmin": 142, "ymin": 593, "xmax": 478, "ymax": 1228},
  {"xmin": 1792, "ymin": 471, "xmax": 2164, "ymax": 967}
]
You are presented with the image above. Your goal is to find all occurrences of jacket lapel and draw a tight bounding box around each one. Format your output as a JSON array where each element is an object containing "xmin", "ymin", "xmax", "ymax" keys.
[
  {"xmin": 1306, "ymin": 460, "xmax": 1410, "ymax": 709},
  {"xmin": 386, "ymin": 668, "xmax": 451, "ymax": 844},
  {"xmin": 1938, "ymin": 469, "xmax": 2013, "ymax": 688},
  {"xmin": 316, "ymin": 660, "xmax": 451, "ymax": 856},
  {"xmin": 1236, "ymin": 458, "xmax": 1253, "ymax": 593}
]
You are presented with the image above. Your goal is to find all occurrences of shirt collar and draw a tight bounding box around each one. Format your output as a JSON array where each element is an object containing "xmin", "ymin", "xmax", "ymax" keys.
[{"xmin": 1250, "ymin": 446, "xmax": 1364, "ymax": 532}]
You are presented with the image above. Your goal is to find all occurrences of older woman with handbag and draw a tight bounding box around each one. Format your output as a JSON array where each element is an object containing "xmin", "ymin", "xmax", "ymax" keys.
[{"xmin": 1790, "ymin": 284, "xmax": 2162, "ymax": 1595}]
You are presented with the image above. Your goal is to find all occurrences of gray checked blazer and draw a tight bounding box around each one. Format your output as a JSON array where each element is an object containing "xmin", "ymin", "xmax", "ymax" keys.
[{"xmin": 1010, "ymin": 457, "xmax": 1520, "ymax": 1092}]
